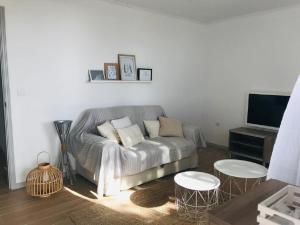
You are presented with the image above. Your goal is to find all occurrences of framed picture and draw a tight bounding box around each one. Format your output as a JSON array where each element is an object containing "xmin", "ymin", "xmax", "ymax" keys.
[
  {"xmin": 118, "ymin": 54, "xmax": 137, "ymax": 81},
  {"xmin": 138, "ymin": 68, "xmax": 152, "ymax": 81},
  {"xmin": 104, "ymin": 63, "xmax": 120, "ymax": 80},
  {"xmin": 88, "ymin": 70, "xmax": 105, "ymax": 82}
]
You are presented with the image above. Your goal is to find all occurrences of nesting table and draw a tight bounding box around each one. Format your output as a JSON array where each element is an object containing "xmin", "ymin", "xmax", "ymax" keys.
[
  {"xmin": 214, "ymin": 159, "xmax": 268, "ymax": 201},
  {"xmin": 174, "ymin": 160, "xmax": 268, "ymax": 224},
  {"xmin": 174, "ymin": 171, "xmax": 220, "ymax": 223}
]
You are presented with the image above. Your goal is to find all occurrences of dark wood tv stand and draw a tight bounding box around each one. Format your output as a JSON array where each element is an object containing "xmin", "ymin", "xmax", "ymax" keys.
[{"xmin": 229, "ymin": 127, "xmax": 277, "ymax": 166}]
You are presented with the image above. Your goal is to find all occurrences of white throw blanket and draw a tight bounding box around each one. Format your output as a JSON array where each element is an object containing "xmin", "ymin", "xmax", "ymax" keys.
[
  {"xmin": 97, "ymin": 142, "xmax": 122, "ymax": 196},
  {"xmin": 96, "ymin": 137, "xmax": 197, "ymax": 197},
  {"xmin": 267, "ymin": 75, "xmax": 300, "ymax": 185}
]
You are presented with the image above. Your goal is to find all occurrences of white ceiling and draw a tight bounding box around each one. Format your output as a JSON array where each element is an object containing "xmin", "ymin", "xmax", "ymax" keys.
[{"xmin": 101, "ymin": 0, "xmax": 300, "ymax": 23}]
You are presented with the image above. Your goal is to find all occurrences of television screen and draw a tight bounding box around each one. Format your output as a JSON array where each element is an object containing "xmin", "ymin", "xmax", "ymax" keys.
[{"xmin": 247, "ymin": 93, "xmax": 290, "ymax": 129}]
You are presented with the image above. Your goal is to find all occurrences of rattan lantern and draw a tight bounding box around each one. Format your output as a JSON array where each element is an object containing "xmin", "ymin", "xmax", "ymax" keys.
[{"xmin": 26, "ymin": 151, "xmax": 63, "ymax": 197}]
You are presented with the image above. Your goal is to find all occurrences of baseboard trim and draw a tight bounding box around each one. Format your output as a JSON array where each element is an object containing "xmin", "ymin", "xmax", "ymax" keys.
[
  {"xmin": 10, "ymin": 181, "xmax": 25, "ymax": 190},
  {"xmin": 207, "ymin": 142, "xmax": 229, "ymax": 151}
]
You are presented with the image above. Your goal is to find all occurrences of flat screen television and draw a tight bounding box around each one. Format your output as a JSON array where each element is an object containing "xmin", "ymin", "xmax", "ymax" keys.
[{"xmin": 246, "ymin": 92, "xmax": 290, "ymax": 130}]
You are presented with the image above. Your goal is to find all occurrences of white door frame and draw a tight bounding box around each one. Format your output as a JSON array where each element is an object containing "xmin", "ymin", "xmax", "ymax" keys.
[{"xmin": 0, "ymin": 6, "xmax": 17, "ymax": 190}]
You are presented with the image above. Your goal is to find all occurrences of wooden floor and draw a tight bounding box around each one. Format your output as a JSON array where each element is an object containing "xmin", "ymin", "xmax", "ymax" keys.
[{"xmin": 0, "ymin": 147, "xmax": 228, "ymax": 225}]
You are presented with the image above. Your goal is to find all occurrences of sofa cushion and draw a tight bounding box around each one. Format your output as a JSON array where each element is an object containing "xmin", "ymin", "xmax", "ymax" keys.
[
  {"xmin": 117, "ymin": 124, "xmax": 145, "ymax": 148},
  {"xmin": 159, "ymin": 117, "xmax": 183, "ymax": 137},
  {"xmin": 121, "ymin": 137, "xmax": 197, "ymax": 175},
  {"xmin": 144, "ymin": 120, "xmax": 160, "ymax": 138}
]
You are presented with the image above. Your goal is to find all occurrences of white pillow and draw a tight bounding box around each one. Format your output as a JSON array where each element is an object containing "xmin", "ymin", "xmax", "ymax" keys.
[
  {"xmin": 111, "ymin": 116, "xmax": 132, "ymax": 129},
  {"xmin": 97, "ymin": 121, "xmax": 119, "ymax": 142},
  {"xmin": 144, "ymin": 120, "xmax": 160, "ymax": 138},
  {"xmin": 117, "ymin": 124, "xmax": 145, "ymax": 148}
]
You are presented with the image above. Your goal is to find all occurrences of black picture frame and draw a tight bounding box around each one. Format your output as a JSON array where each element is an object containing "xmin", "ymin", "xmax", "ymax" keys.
[{"xmin": 137, "ymin": 68, "xmax": 152, "ymax": 81}]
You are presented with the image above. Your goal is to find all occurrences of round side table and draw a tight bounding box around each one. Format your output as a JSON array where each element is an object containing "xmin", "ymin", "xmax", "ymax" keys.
[
  {"xmin": 214, "ymin": 159, "xmax": 267, "ymax": 202},
  {"xmin": 174, "ymin": 171, "xmax": 220, "ymax": 223}
]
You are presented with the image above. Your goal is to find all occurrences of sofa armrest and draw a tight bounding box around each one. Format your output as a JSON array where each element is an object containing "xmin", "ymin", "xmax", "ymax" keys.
[
  {"xmin": 70, "ymin": 132, "xmax": 118, "ymax": 172},
  {"xmin": 81, "ymin": 133, "xmax": 120, "ymax": 151},
  {"xmin": 70, "ymin": 132, "xmax": 116, "ymax": 158},
  {"xmin": 82, "ymin": 133, "xmax": 111, "ymax": 145},
  {"xmin": 183, "ymin": 124, "xmax": 207, "ymax": 148}
]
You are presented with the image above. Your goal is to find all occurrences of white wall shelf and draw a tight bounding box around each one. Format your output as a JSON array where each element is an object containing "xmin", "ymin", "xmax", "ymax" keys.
[{"xmin": 88, "ymin": 80, "xmax": 152, "ymax": 83}]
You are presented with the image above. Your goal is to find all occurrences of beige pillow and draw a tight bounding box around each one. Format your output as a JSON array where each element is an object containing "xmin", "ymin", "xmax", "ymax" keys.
[
  {"xmin": 97, "ymin": 121, "xmax": 119, "ymax": 142},
  {"xmin": 144, "ymin": 120, "xmax": 160, "ymax": 138},
  {"xmin": 159, "ymin": 117, "xmax": 183, "ymax": 137},
  {"xmin": 117, "ymin": 124, "xmax": 145, "ymax": 148}
]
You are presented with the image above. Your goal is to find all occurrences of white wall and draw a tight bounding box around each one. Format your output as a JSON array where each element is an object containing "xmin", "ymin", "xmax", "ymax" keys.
[
  {"xmin": 0, "ymin": 0, "xmax": 206, "ymax": 185},
  {"xmin": 2, "ymin": 0, "xmax": 300, "ymax": 187},
  {"xmin": 203, "ymin": 6, "xmax": 300, "ymax": 146}
]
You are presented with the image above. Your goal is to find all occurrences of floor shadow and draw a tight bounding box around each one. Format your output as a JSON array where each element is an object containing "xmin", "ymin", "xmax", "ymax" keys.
[{"xmin": 130, "ymin": 177, "xmax": 175, "ymax": 208}]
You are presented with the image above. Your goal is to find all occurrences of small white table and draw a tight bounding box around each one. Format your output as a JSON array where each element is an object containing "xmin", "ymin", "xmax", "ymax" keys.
[
  {"xmin": 214, "ymin": 159, "xmax": 268, "ymax": 201},
  {"xmin": 174, "ymin": 171, "xmax": 220, "ymax": 223}
]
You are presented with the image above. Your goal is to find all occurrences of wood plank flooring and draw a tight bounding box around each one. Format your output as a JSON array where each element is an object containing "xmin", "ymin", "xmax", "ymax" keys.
[{"xmin": 0, "ymin": 147, "xmax": 228, "ymax": 225}]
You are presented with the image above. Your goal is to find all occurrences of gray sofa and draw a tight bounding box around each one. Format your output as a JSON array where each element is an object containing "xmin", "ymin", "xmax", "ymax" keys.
[{"xmin": 69, "ymin": 105, "xmax": 206, "ymax": 196}]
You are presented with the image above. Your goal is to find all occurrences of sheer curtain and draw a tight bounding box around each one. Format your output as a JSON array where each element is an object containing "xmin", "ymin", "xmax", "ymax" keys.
[{"xmin": 267, "ymin": 76, "xmax": 300, "ymax": 185}]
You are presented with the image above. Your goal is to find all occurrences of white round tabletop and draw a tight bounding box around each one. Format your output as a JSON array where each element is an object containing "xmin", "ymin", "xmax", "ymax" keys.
[
  {"xmin": 174, "ymin": 171, "xmax": 220, "ymax": 191},
  {"xmin": 214, "ymin": 159, "xmax": 267, "ymax": 179}
]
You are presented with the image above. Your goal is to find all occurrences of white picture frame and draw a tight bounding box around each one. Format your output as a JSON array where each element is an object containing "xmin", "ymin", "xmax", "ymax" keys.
[{"xmin": 118, "ymin": 54, "xmax": 137, "ymax": 81}]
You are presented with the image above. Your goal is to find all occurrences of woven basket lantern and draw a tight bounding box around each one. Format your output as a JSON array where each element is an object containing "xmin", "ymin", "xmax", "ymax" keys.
[{"xmin": 26, "ymin": 151, "xmax": 63, "ymax": 197}]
